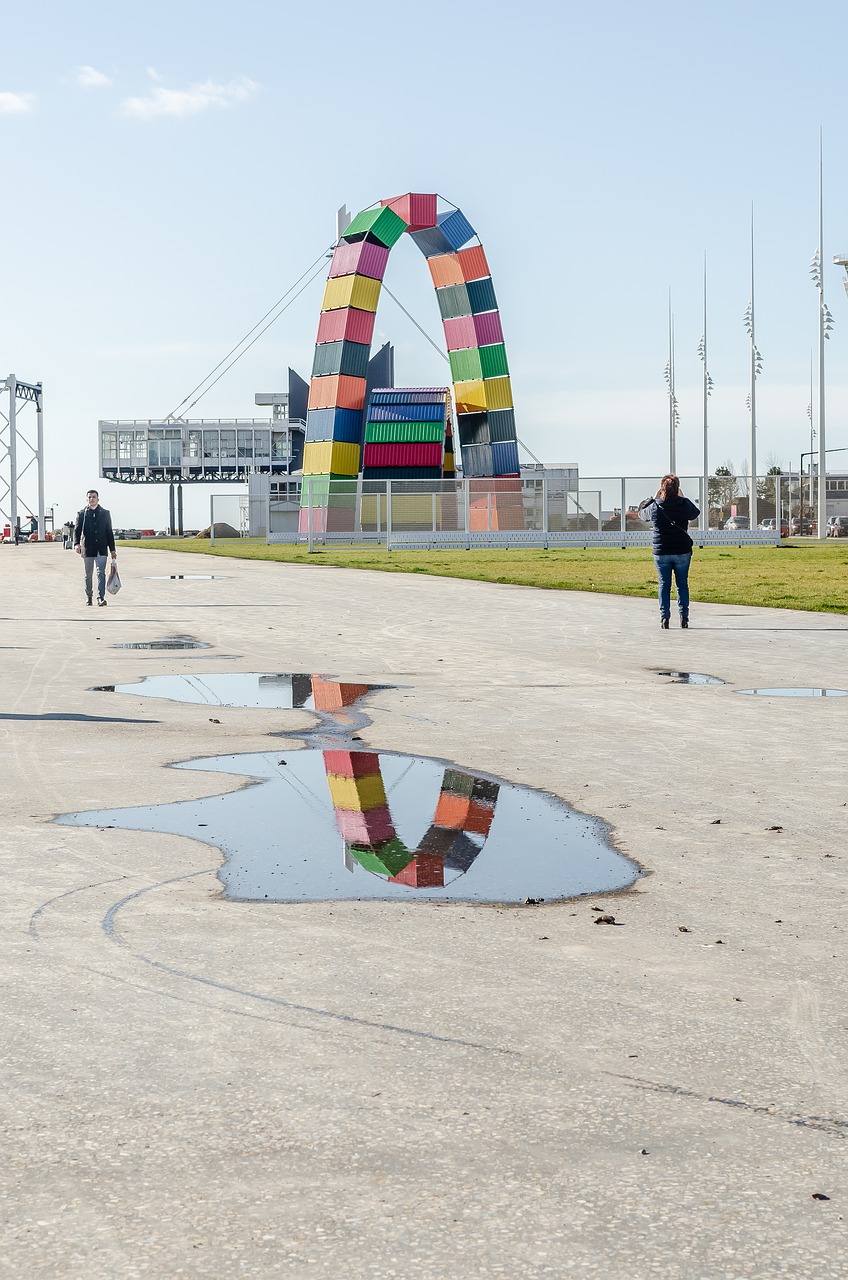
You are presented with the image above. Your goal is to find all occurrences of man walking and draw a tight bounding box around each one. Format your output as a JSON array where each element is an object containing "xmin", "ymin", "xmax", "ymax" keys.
[{"xmin": 74, "ymin": 490, "xmax": 117, "ymax": 607}]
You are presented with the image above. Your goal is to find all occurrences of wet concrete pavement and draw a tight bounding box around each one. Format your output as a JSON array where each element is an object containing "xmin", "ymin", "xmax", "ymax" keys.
[{"xmin": 1, "ymin": 546, "xmax": 846, "ymax": 1278}]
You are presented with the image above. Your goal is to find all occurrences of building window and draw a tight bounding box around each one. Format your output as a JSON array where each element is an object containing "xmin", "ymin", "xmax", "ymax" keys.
[
  {"xmin": 272, "ymin": 431, "xmax": 289, "ymax": 460},
  {"xmin": 220, "ymin": 430, "xmax": 236, "ymax": 462},
  {"xmin": 119, "ymin": 432, "xmax": 133, "ymax": 461},
  {"xmin": 254, "ymin": 430, "xmax": 270, "ymax": 456},
  {"xmin": 203, "ymin": 431, "xmax": 219, "ymax": 461},
  {"xmin": 188, "ymin": 430, "xmax": 201, "ymax": 460},
  {"xmin": 102, "ymin": 432, "xmax": 117, "ymax": 462},
  {"xmin": 238, "ymin": 430, "xmax": 253, "ymax": 459}
]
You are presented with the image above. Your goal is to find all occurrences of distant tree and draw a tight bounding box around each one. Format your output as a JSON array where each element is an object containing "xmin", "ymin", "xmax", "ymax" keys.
[
  {"xmin": 757, "ymin": 461, "xmax": 783, "ymax": 503},
  {"xmin": 709, "ymin": 462, "xmax": 738, "ymax": 510}
]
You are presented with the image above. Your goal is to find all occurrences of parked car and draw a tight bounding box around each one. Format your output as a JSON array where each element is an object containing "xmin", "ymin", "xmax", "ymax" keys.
[
  {"xmin": 759, "ymin": 517, "xmax": 789, "ymax": 537},
  {"xmin": 828, "ymin": 516, "xmax": 848, "ymax": 537},
  {"xmin": 790, "ymin": 517, "xmax": 816, "ymax": 535},
  {"xmin": 723, "ymin": 515, "xmax": 750, "ymax": 530}
]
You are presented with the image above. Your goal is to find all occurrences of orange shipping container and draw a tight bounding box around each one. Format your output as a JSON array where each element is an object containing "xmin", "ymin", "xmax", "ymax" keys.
[
  {"xmin": 428, "ymin": 253, "xmax": 464, "ymax": 289},
  {"xmin": 434, "ymin": 793, "xmax": 472, "ymax": 830},
  {"xmin": 307, "ymin": 374, "xmax": 367, "ymax": 412}
]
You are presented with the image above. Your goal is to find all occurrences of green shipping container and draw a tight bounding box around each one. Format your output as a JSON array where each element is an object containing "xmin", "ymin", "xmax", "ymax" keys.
[
  {"xmin": 479, "ymin": 342, "xmax": 510, "ymax": 379},
  {"xmin": 342, "ymin": 205, "xmax": 407, "ymax": 249},
  {"xmin": 365, "ymin": 421, "xmax": 445, "ymax": 444},
  {"xmin": 449, "ymin": 347, "xmax": 483, "ymax": 382},
  {"xmin": 300, "ymin": 476, "xmax": 358, "ymax": 506},
  {"xmin": 350, "ymin": 836, "xmax": 412, "ymax": 877}
]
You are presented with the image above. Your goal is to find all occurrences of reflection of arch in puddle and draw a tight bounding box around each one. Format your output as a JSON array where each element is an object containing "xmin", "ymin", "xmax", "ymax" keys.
[{"xmin": 326, "ymin": 750, "xmax": 498, "ymax": 888}]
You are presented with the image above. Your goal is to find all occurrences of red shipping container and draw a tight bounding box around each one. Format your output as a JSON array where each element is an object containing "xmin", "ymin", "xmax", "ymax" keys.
[
  {"xmin": 380, "ymin": 192, "xmax": 437, "ymax": 231},
  {"xmin": 329, "ymin": 240, "xmax": 389, "ymax": 282},
  {"xmin": 456, "ymin": 245, "xmax": 490, "ymax": 283},
  {"xmin": 323, "ymin": 750, "xmax": 381, "ymax": 778},
  {"xmin": 362, "ymin": 442, "xmax": 443, "ymax": 469},
  {"xmin": 464, "ymin": 799, "xmax": 496, "ymax": 836},
  {"xmin": 307, "ymin": 374, "xmax": 366, "ymax": 412},
  {"xmin": 316, "ymin": 307, "xmax": 376, "ymax": 346},
  {"xmin": 389, "ymin": 854, "xmax": 445, "ymax": 887},
  {"xmin": 442, "ymin": 315, "xmax": 477, "ymax": 351}
]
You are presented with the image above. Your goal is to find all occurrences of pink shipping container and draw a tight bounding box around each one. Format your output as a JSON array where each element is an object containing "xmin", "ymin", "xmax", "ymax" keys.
[
  {"xmin": 323, "ymin": 750, "xmax": 381, "ymax": 778},
  {"xmin": 334, "ymin": 806, "xmax": 395, "ymax": 844},
  {"xmin": 316, "ymin": 306, "xmax": 376, "ymax": 346},
  {"xmin": 380, "ymin": 192, "xmax": 437, "ymax": 231},
  {"xmin": 362, "ymin": 442, "xmax": 444, "ymax": 469},
  {"xmin": 297, "ymin": 506, "xmax": 355, "ymax": 535},
  {"xmin": 473, "ymin": 311, "xmax": 504, "ymax": 346},
  {"xmin": 328, "ymin": 240, "xmax": 389, "ymax": 282},
  {"xmin": 442, "ymin": 315, "xmax": 477, "ymax": 351}
]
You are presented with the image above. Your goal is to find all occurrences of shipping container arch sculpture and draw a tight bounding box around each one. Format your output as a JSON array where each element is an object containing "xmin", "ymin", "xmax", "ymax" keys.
[{"xmin": 301, "ymin": 192, "xmax": 522, "ymax": 533}]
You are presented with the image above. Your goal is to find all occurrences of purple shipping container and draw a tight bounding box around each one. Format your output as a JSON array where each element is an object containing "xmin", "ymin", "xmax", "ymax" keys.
[
  {"xmin": 473, "ymin": 311, "xmax": 504, "ymax": 346},
  {"xmin": 328, "ymin": 240, "xmax": 389, "ymax": 282},
  {"xmin": 334, "ymin": 806, "xmax": 395, "ymax": 844},
  {"xmin": 443, "ymin": 315, "xmax": 477, "ymax": 351}
]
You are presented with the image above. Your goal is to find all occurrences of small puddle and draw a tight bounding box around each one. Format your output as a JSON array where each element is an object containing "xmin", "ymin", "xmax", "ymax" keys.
[
  {"xmin": 657, "ymin": 671, "xmax": 725, "ymax": 685},
  {"xmin": 62, "ymin": 674, "xmax": 640, "ymax": 903},
  {"xmin": 735, "ymin": 687, "xmax": 848, "ymax": 697},
  {"xmin": 113, "ymin": 636, "xmax": 210, "ymax": 651},
  {"xmin": 57, "ymin": 749, "xmax": 639, "ymax": 903},
  {"xmin": 90, "ymin": 672, "xmax": 369, "ymax": 710},
  {"xmin": 144, "ymin": 574, "xmax": 223, "ymax": 580}
]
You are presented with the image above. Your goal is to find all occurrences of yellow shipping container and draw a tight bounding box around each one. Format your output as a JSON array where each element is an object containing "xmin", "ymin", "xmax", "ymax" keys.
[
  {"xmin": 321, "ymin": 273, "xmax": 382, "ymax": 314},
  {"xmin": 483, "ymin": 376, "xmax": 513, "ymax": 411},
  {"xmin": 453, "ymin": 379, "xmax": 487, "ymax": 414},
  {"xmin": 302, "ymin": 441, "xmax": 360, "ymax": 477},
  {"xmin": 326, "ymin": 772, "xmax": 388, "ymax": 812}
]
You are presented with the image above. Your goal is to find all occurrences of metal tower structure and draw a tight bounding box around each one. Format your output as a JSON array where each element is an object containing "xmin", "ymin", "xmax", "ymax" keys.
[{"xmin": 0, "ymin": 375, "xmax": 44, "ymax": 541}]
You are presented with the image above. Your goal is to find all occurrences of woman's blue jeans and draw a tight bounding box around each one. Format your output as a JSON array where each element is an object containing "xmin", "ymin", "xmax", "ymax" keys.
[{"xmin": 654, "ymin": 552, "xmax": 692, "ymax": 619}]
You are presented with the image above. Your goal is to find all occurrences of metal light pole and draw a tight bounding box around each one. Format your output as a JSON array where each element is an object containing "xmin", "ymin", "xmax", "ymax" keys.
[
  {"xmin": 697, "ymin": 254, "xmax": 714, "ymax": 530},
  {"xmin": 810, "ymin": 131, "xmax": 834, "ymax": 539},
  {"xmin": 743, "ymin": 208, "xmax": 763, "ymax": 529},
  {"xmin": 663, "ymin": 291, "xmax": 680, "ymax": 474}
]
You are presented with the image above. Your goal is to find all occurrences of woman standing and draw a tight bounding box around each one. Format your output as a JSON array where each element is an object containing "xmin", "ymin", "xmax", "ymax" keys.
[{"xmin": 638, "ymin": 475, "xmax": 700, "ymax": 628}]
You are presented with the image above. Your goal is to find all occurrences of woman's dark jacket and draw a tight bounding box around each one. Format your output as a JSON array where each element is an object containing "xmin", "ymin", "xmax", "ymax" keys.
[
  {"xmin": 74, "ymin": 505, "xmax": 116, "ymax": 557},
  {"xmin": 638, "ymin": 495, "xmax": 700, "ymax": 555}
]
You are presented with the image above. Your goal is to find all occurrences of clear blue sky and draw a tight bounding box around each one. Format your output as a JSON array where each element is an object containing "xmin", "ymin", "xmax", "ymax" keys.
[{"xmin": 3, "ymin": 0, "xmax": 848, "ymax": 527}]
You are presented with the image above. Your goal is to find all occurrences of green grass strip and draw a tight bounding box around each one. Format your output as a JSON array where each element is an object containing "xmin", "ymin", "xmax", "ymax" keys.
[{"xmin": 132, "ymin": 539, "xmax": 848, "ymax": 614}]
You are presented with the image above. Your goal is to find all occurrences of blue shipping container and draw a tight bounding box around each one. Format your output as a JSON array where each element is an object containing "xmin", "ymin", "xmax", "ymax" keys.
[
  {"xmin": 306, "ymin": 406, "xmax": 364, "ymax": 444},
  {"xmin": 491, "ymin": 440, "xmax": 520, "ymax": 475},
  {"xmin": 467, "ymin": 277, "xmax": 498, "ymax": 315},
  {"xmin": 488, "ymin": 409, "xmax": 517, "ymax": 443},
  {"xmin": 460, "ymin": 443, "xmax": 494, "ymax": 478},
  {"xmin": 409, "ymin": 208, "xmax": 476, "ymax": 259}
]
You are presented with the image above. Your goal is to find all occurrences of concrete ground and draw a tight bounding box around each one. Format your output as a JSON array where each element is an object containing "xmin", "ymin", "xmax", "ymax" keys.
[{"xmin": 1, "ymin": 544, "xmax": 845, "ymax": 1279}]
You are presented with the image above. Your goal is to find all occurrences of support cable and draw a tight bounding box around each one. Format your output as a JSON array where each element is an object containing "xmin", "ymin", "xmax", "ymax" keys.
[
  {"xmin": 381, "ymin": 284, "xmax": 450, "ymax": 365},
  {"xmin": 163, "ymin": 244, "xmax": 334, "ymax": 420}
]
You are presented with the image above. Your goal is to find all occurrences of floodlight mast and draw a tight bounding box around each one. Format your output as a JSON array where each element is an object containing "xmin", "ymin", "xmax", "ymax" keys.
[{"xmin": 1, "ymin": 375, "xmax": 45, "ymax": 540}]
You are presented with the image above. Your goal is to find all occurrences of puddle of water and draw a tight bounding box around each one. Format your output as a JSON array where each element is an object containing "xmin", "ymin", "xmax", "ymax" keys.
[
  {"xmin": 735, "ymin": 687, "xmax": 848, "ymax": 697},
  {"xmin": 657, "ymin": 671, "xmax": 725, "ymax": 685},
  {"xmin": 91, "ymin": 672, "xmax": 370, "ymax": 710},
  {"xmin": 57, "ymin": 749, "xmax": 640, "ymax": 903},
  {"xmin": 144, "ymin": 575, "xmax": 223, "ymax": 580},
  {"xmin": 113, "ymin": 636, "xmax": 210, "ymax": 651}
]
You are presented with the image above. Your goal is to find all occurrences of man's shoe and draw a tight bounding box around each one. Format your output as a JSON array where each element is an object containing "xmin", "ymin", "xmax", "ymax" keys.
[
  {"xmin": 86, "ymin": 597, "xmax": 93, "ymax": 606},
  {"xmin": 97, "ymin": 597, "xmax": 107, "ymax": 607},
  {"xmin": 680, "ymin": 617, "xmax": 689, "ymax": 628},
  {"xmin": 661, "ymin": 617, "xmax": 670, "ymax": 629}
]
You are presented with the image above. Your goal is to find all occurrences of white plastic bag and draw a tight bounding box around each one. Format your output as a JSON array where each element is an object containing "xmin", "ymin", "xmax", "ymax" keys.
[{"xmin": 106, "ymin": 564, "xmax": 122, "ymax": 595}]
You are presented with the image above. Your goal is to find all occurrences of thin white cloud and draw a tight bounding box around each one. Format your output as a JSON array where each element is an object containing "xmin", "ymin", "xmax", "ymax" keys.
[
  {"xmin": 0, "ymin": 91, "xmax": 35, "ymax": 114},
  {"xmin": 146, "ymin": 67, "xmax": 163, "ymax": 81},
  {"xmin": 76, "ymin": 65, "xmax": 112, "ymax": 88},
  {"xmin": 119, "ymin": 76, "xmax": 257, "ymax": 120}
]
